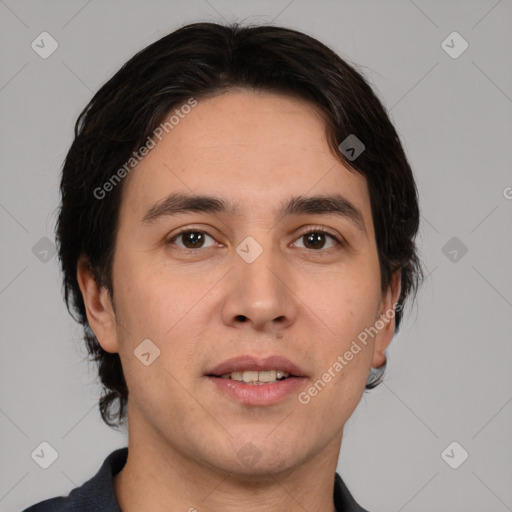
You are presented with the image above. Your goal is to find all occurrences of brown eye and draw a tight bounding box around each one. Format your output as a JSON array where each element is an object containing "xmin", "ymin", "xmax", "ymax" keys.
[
  {"xmin": 304, "ymin": 232, "xmax": 327, "ymax": 249},
  {"xmin": 292, "ymin": 230, "xmax": 341, "ymax": 251},
  {"xmin": 168, "ymin": 230, "xmax": 216, "ymax": 249}
]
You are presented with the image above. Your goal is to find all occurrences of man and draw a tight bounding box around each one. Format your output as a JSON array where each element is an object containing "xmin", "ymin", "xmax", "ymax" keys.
[{"xmin": 24, "ymin": 22, "xmax": 422, "ymax": 512}]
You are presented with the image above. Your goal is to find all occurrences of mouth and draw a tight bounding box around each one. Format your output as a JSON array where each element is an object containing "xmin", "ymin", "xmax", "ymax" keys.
[
  {"xmin": 205, "ymin": 355, "xmax": 307, "ymax": 405},
  {"xmin": 214, "ymin": 369, "xmax": 293, "ymax": 385}
]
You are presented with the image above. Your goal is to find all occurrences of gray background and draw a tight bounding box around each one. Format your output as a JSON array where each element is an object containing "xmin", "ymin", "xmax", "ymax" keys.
[{"xmin": 1, "ymin": 1, "xmax": 511, "ymax": 511}]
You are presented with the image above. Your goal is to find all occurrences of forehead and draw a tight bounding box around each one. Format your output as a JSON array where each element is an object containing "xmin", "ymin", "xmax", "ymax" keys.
[{"xmin": 120, "ymin": 90, "xmax": 371, "ymax": 227}]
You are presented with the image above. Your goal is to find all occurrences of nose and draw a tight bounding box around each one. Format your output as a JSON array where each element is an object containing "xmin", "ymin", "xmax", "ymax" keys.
[{"xmin": 221, "ymin": 244, "xmax": 298, "ymax": 333}]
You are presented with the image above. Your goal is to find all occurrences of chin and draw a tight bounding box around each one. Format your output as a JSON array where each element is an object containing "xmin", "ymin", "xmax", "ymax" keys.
[
  {"xmin": 227, "ymin": 436, "xmax": 307, "ymax": 480},
  {"xmin": 220, "ymin": 452, "xmax": 306, "ymax": 484}
]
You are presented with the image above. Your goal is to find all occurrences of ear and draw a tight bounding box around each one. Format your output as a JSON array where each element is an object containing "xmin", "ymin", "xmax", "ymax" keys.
[
  {"xmin": 76, "ymin": 256, "xmax": 119, "ymax": 353},
  {"xmin": 372, "ymin": 269, "xmax": 402, "ymax": 368}
]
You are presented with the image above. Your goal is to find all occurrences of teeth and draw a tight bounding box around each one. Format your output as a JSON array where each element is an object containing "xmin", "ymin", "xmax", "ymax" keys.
[
  {"xmin": 258, "ymin": 370, "xmax": 276, "ymax": 382},
  {"xmin": 220, "ymin": 370, "xmax": 290, "ymax": 383}
]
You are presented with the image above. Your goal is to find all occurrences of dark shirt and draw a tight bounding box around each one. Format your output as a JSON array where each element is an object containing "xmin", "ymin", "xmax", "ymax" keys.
[{"xmin": 22, "ymin": 447, "xmax": 369, "ymax": 512}]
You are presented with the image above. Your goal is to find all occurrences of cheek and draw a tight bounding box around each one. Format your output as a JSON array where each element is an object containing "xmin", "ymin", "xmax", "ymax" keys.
[
  {"xmin": 310, "ymin": 267, "xmax": 382, "ymax": 343},
  {"xmin": 112, "ymin": 257, "xmax": 213, "ymax": 379},
  {"xmin": 301, "ymin": 264, "xmax": 382, "ymax": 401},
  {"xmin": 113, "ymin": 255, "xmax": 194, "ymax": 335},
  {"xmin": 111, "ymin": 264, "xmax": 201, "ymax": 406}
]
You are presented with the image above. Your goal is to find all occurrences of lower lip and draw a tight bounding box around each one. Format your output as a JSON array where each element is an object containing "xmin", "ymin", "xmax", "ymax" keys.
[{"xmin": 206, "ymin": 376, "xmax": 306, "ymax": 406}]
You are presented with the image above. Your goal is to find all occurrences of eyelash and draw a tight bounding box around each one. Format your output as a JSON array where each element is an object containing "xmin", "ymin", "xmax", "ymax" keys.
[{"xmin": 166, "ymin": 226, "xmax": 344, "ymax": 253}]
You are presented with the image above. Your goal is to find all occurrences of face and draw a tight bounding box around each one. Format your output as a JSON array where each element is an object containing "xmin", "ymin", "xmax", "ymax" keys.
[{"xmin": 79, "ymin": 89, "xmax": 400, "ymax": 478}]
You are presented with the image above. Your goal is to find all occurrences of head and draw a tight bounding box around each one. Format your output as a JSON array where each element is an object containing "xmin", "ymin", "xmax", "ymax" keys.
[{"xmin": 56, "ymin": 22, "xmax": 422, "ymax": 475}]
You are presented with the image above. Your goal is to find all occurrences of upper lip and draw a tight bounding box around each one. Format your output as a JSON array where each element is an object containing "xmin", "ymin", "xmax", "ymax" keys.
[{"xmin": 206, "ymin": 355, "xmax": 307, "ymax": 378}]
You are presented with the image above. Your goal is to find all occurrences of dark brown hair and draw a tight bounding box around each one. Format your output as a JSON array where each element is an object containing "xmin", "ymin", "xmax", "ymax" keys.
[{"xmin": 55, "ymin": 22, "xmax": 423, "ymax": 429}]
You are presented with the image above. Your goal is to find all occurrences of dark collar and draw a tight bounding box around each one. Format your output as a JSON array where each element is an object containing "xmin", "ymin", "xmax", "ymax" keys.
[
  {"xmin": 26, "ymin": 447, "xmax": 369, "ymax": 511},
  {"xmin": 333, "ymin": 471, "xmax": 370, "ymax": 512}
]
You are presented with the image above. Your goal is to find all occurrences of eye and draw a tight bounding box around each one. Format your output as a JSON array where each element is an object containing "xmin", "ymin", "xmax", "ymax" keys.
[
  {"xmin": 166, "ymin": 227, "xmax": 343, "ymax": 252},
  {"xmin": 291, "ymin": 228, "xmax": 342, "ymax": 251},
  {"xmin": 167, "ymin": 229, "xmax": 219, "ymax": 250}
]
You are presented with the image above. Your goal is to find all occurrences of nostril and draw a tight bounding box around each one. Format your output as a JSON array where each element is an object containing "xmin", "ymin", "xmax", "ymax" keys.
[{"xmin": 235, "ymin": 315, "xmax": 248, "ymax": 322}]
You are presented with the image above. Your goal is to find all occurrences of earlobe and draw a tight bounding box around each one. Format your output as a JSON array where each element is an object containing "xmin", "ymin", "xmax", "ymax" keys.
[
  {"xmin": 371, "ymin": 270, "xmax": 402, "ymax": 368},
  {"xmin": 76, "ymin": 257, "xmax": 119, "ymax": 353}
]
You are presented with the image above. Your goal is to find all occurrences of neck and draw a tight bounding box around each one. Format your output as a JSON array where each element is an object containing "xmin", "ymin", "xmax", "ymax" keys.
[{"xmin": 113, "ymin": 409, "xmax": 342, "ymax": 512}]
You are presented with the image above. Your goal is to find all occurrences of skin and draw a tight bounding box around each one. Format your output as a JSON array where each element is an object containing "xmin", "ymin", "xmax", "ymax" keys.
[{"xmin": 77, "ymin": 89, "xmax": 401, "ymax": 512}]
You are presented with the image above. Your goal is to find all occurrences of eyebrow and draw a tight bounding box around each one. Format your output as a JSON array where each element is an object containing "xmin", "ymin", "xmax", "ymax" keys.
[{"xmin": 141, "ymin": 192, "xmax": 367, "ymax": 234}]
